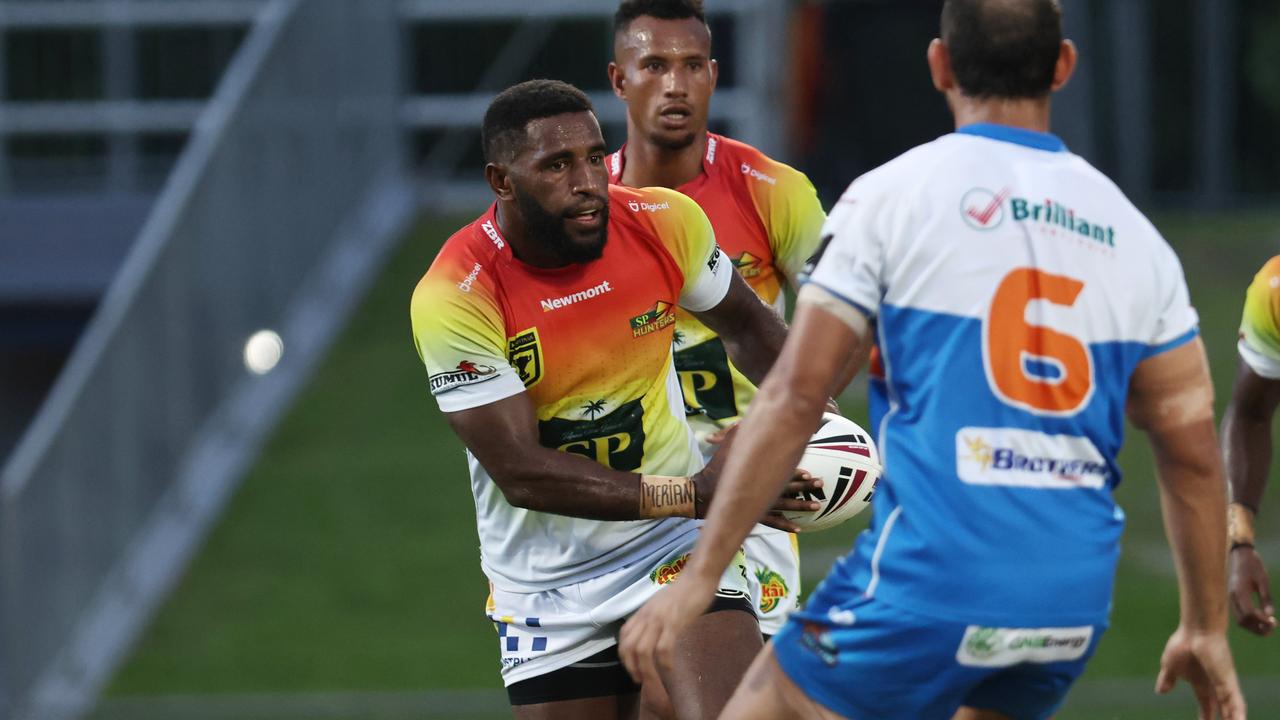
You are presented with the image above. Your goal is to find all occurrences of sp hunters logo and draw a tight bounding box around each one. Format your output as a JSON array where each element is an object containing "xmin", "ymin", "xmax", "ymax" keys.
[
  {"xmin": 428, "ymin": 360, "xmax": 497, "ymax": 394},
  {"xmin": 630, "ymin": 301, "xmax": 676, "ymax": 338},
  {"xmin": 755, "ymin": 568, "xmax": 790, "ymax": 614},
  {"xmin": 650, "ymin": 553, "xmax": 689, "ymax": 585},
  {"xmin": 960, "ymin": 187, "xmax": 1011, "ymax": 230},
  {"xmin": 732, "ymin": 251, "xmax": 763, "ymax": 279},
  {"xmin": 507, "ymin": 328, "xmax": 543, "ymax": 389}
]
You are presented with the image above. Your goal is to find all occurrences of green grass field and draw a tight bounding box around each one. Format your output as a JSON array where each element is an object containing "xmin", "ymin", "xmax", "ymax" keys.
[{"xmin": 97, "ymin": 211, "xmax": 1280, "ymax": 719}]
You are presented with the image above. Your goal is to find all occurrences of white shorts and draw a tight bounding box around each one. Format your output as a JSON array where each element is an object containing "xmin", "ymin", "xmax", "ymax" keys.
[
  {"xmin": 485, "ymin": 532, "xmax": 754, "ymax": 686},
  {"xmin": 745, "ymin": 527, "xmax": 801, "ymax": 635}
]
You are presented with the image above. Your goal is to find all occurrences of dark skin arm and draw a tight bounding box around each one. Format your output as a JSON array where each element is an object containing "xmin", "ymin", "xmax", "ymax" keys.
[
  {"xmin": 690, "ymin": 270, "xmax": 788, "ymax": 387},
  {"xmin": 1221, "ymin": 357, "xmax": 1280, "ymax": 636}
]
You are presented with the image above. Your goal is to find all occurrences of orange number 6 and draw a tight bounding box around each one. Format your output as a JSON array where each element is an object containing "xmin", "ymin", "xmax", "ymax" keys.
[{"xmin": 984, "ymin": 268, "xmax": 1092, "ymax": 415}]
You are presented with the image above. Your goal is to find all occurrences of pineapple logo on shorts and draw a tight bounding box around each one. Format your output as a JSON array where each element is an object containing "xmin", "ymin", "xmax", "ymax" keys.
[
  {"xmin": 650, "ymin": 553, "xmax": 690, "ymax": 585},
  {"xmin": 755, "ymin": 568, "xmax": 790, "ymax": 614}
]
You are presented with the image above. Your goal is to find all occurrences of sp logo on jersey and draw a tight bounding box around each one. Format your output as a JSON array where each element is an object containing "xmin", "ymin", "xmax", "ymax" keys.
[
  {"xmin": 507, "ymin": 328, "xmax": 543, "ymax": 389},
  {"xmin": 630, "ymin": 301, "xmax": 676, "ymax": 338},
  {"xmin": 960, "ymin": 187, "xmax": 1011, "ymax": 230}
]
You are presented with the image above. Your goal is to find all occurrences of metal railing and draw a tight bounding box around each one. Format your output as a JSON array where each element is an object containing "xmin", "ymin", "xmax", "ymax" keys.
[{"xmin": 0, "ymin": 1, "xmax": 414, "ymax": 717}]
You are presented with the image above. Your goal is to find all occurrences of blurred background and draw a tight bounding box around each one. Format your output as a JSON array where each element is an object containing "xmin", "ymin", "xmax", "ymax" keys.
[{"xmin": 0, "ymin": 0, "xmax": 1276, "ymax": 718}]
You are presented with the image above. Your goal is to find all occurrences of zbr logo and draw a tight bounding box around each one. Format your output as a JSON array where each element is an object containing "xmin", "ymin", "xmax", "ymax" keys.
[
  {"xmin": 960, "ymin": 187, "xmax": 1011, "ymax": 230},
  {"xmin": 756, "ymin": 567, "xmax": 790, "ymax": 614}
]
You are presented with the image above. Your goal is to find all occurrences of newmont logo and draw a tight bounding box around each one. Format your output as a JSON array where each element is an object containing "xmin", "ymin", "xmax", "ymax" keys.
[{"xmin": 540, "ymin": 280, "xmax": 613, "ymax": 312}]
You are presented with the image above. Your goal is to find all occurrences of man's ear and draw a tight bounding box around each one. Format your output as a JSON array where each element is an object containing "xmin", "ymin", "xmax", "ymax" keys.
[
  {"xmin": 927, "ymin": 38, "xmax": 955, "ymax": 93},
  {"xmin": 608, "ymin": 62, "xmax": 626, "ymax": 100},
  {"xmin": 486, "ymin": 162, "xmax": 514, "ymax": 202}
]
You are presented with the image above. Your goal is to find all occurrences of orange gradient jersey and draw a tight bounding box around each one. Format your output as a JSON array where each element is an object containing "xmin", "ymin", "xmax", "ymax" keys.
[
  {"xmin": 1239, "ymin": 255, "xmax": 1280, "ymax": 378},
  {"xmin": 609, "ymin": 133, "xmax": 825, "ymax": 431},
  {"xmin": 410, "ymin": 184, "xmax": 734, "ymax": 591}
]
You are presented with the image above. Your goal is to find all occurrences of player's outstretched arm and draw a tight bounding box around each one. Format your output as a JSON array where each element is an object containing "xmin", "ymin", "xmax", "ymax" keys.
[
  {"xmin": 691, "ymin": 270, "xmax": 788, "ymax": 387},
  {"xmin": 445, "ymin": 391, "xmax": 817, "ymax": 524},
  {"xmin": 1128, "ymin": 338, "xmax": 1247, "ymax": 720},
  {"xmin": 1221, "ymin": 357, "xmax": 1279, "ymax": 636},
  {"xmin": 619, "ymin": 294, "xmax": 868, "ymax": 688}
]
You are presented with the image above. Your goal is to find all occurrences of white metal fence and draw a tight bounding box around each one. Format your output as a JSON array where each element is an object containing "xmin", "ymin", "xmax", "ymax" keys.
[{"xmin": 0, "ymin": 1, "xmax": 413, "ymax": 718}]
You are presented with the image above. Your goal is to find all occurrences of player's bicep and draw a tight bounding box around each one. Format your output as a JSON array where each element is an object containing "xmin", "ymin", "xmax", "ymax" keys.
[
  {"xmin": 1127, "ymin": 336, "xmax": 1215, "ymax": 434},
  {"xmin": 444, "ymin": 392, "xmax": 541, "ymax": 479}
]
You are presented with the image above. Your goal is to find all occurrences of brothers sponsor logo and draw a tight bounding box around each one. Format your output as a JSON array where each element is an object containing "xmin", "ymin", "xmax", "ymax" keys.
[
  {"xmin": 755, "ymin": 568, "xmax": 790, "ymax": 614},
  {"xmin": 956, "ymin": 625, "xmax": 1093, "ymax": 667},
  {"xmin": 960, "ymin": 187, "xmax": 1010, "ymax": 230},
  {"xmin": 507, "ymin": 328, "xmax": 543, "ymax": 389},
  {"xmin": 428, "ymin": 360, "xmax": 497, "ymax": 394},
  {"xmin": 650, "ymin": 553, "xmax": 690, "ymax": 585},
  {"xmin": 457, "ymin": 262, "xmax": 482, "ymax": 293},
  {"xmin": 956, "ymin": 427, "xmax": 1109, "ymax": 489},
  {"xmin": 540, "ymin": 280, "xmax": 613, "ymax": 312},
  {"xmin": 740, "ymin": 162, "xmax": 777, "ymax": 185},
  {"xmin": 630, "ymin": 300, "xmax": 676, "ymax": 338},
  {"xmin": 627, "ymin": 200, "xmax": 671, "ymax": 213},
  {"xmin": 480, "ymin": 220, "xmax": 505, "ymax": 250}
]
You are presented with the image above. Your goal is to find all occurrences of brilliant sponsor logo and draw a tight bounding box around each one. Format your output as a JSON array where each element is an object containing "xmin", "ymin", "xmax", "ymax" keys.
[
  {"xmin": 960, "ymin": 187, "xmax": 1010, "ymax": 230},
  {"xmin": 650, "ymin": 553, "xmax": 689, "ymax": 585},
  {"xmin": 756, "ymin": 568, "xmax": 790, "ymax": 614},
  {"xmin": 630, "ymin": 300, "xmax": 676, "ymax": 338},
  {"xmin": 428, "ymin": 360, "xmax": 498, "ymax": 394},
  {"xmin": 480, "ymin": 220, "xmax": 505, "ymax": 250},
  {"xmin": 732, "ymin": 251, "xmax": 763, "ymax": 278},
  {"xmin": 507, "ymin": 328, "xmax": 543, "ymax": 388},
  {"xmin": 959, "ymin": 188, "xmax": 1118, "ymax": 246},
  {"xmin": 741, "ymin": 162, "xmax": 777, "ymax": 185},
  {"xmin": 1010, "ymin": 196, "xmax": 1116, "ymax": 247},
  {"xmin": 540, "ymin": 280, "xmax": 613, "ymax": 312},
  {"xmin": 458, "ymin": 262, "xmax": 482, "ymax": 293},
  {"xmin": 628, "ymin": 200, "xmax": 671, "ymax": 213},
  {"xmin": 956, "ymin": 625, "xmax": 1093, "ymax": 667},
  {"xmin": 956, "ymin": 427, "xmax": 1109, "ymax": 489}
]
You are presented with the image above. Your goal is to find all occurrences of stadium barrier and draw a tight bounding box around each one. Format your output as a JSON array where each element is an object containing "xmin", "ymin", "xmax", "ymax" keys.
[{"xmin": 0, "ymin": 1, "xmax": 414, "ymax": 718}]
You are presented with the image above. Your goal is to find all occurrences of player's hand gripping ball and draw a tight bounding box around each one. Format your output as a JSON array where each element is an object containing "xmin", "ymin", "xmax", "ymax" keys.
[{"xmin": 784, "ymin": 413, "xmax": 881, "ymax": 532}]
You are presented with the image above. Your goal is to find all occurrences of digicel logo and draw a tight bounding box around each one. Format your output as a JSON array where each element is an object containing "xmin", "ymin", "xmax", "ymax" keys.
[{"xmin": 628, "ymin": 201, "xmax": 671, "ymax": 213}]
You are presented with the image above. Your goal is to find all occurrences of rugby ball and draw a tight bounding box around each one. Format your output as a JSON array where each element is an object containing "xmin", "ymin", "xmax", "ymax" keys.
[{"xmin": 783, "ymin": 413, "xmax": 881, "ymax": 532}]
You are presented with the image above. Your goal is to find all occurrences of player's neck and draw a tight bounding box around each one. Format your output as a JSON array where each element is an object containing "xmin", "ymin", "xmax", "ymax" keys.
[
  {"xmin": 950, "ymin": 96, "xmax": 1052, "ymax": 134},
  {"xmin": 620, "ymin": 131, "xmax": 707, "ymax": 189}
]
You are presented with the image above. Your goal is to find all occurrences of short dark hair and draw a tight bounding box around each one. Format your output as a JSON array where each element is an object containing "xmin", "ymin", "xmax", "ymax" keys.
[
  {"xmin": 941, "ymin": 0, "xmax": 1063, "ymax": 99},
  {"xmin": 481, "ymin": 79, "xmax": 595, "ymax": 163},
  {"xmin": 614, "ymin": 0, "xmax": 706, "ymax": 37}
]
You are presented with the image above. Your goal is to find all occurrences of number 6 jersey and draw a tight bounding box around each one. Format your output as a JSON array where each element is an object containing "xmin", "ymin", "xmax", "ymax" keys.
[
  {"xmin": 411, "ymin": 184, "xmax": 734, "ymax": 592},
  {"xmin": 806, "ymin": 124, "xmax": 1199, "ymax": 627}
]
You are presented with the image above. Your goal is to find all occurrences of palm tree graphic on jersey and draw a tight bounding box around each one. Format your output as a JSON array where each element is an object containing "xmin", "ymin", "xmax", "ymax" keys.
[{"xmin": 581, "ymin": 399, "xmax": 607, "ymax": 420}]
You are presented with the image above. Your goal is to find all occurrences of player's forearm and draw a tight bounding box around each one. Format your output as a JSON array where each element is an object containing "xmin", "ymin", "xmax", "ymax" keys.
[
  {"xmin": 487, "ymin": 448, "xmax": 658, "ymax": 521},
  {"xmin": 1222, "ymin": 407, "xmax": 1272, "ymax": 511},
  {"xmin": 1153, "ymin": 419, "xmax": 1231, "ymax": 632}
]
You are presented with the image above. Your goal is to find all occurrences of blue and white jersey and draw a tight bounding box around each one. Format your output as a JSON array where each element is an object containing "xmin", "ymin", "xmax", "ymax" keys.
[{"xmin": 807, "ymin": 124, "xmax": 1198, "ymax": 627}]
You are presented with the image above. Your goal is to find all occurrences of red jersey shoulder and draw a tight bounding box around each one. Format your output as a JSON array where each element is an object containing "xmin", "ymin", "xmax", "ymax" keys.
[
  {"xmin": 418, "ymin": 210, "xmax": 507, "ymax": 297},
  {"xmin": 707, "ymin": 133, "xmax": 783, "ymax": 189}
]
